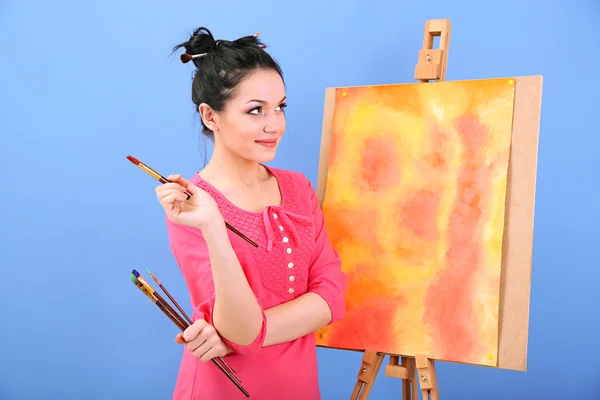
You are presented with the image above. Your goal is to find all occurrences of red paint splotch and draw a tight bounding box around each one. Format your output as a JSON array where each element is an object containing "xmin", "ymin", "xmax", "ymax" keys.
[
  {"xmin": 361, "ymin": 136, "xmax": 401, "ymax": 191},
  {"xmin": 427, "ymin": 123, "xmax": 454, "ymax": 170},
  {"xmin": 422, "ymin": 114, "xmax": 491, "ymax": 362},
  {"xmin": 399, "ymin": 190, "xmax": 441, "ymax": 241},
  {"xmin": 455, "ymin": 115, "xmax": 488, "ymax": 153}
]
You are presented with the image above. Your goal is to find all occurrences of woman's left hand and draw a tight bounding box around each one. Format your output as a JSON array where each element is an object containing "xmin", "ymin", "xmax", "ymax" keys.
[{"xmin": 175, "ymin": 319, "xmax": 232, "ymax": 361}]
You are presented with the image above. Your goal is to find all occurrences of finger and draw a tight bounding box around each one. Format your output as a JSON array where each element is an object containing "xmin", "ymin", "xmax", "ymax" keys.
[
  {"xmin": 175, "ymin": 333, "xmax": 185, "ymax": 345},
  {"xmin": 161, "ymin": 192, "xmax": 188, "ymax": 206},
  {"xmin": 156, "ymin": 182, "xmax": 187, "ymax": 195},
  {"xmin": 183, "ymin": 319, "xmax": 207, "ymax": 342},
  {"xmin": 199, "ymin": 345, "xmax": 223, "ymax": 362},
  {"xmin": 193, "ymin": 343, "xmax": 210, "ymax": 360},
  {"xmin": 186, "ymin": 334, "xmax": 207, "ymax": 353},
  {"xmin": 157, "ymin": 188, "xmax": 187, "ymax": 201},
  {"xmin": 192, "ymin": 336, "xmax": 221, "ymax": 361},
  {"xmin": 185, "ymin": 325, "xmax": 213, "ymax": 353},
  {"xmin": 166, "ymin": 174, "xmax": 200, "ymax": 196}
]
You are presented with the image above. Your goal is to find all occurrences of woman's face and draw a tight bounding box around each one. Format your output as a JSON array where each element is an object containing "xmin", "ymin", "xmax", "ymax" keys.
[{"xmin": 206, "ymin": 68, "xmax": 287, "ymax": 164}]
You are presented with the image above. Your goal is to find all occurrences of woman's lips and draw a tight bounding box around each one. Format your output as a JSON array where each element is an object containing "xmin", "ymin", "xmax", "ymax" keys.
[{"xmin": 255, "ymin": 139, "xmax": 277, "ymax": 148}]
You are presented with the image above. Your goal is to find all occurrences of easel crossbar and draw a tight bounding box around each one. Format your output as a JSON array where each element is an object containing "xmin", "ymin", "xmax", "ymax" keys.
[{"xmin": 351, "ymin": 351, "xmax": 439, "ymax": 400}]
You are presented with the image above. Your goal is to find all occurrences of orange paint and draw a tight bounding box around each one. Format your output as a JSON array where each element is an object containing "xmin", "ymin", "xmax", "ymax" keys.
[
  {"xmin": 328, "ymin": 263, "xmax": 406, "ymax": 350},
  {"xmin": 324, "ymin": 206, "xmax": 383, "ymax": 255}
]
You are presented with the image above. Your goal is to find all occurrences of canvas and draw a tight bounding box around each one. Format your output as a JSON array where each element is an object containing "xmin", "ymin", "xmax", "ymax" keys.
[{"xmin": 315, "ymin": 78, "xmax": 516, "ymax": 367}]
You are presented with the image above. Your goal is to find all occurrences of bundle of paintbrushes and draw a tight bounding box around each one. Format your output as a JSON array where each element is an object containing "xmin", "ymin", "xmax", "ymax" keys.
[{"xmin": 130, "ymin": 268, "xmax": 250, "ymax": 397}]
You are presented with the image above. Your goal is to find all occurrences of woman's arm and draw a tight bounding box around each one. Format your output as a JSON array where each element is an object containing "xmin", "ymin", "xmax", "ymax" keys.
[
  {"xmin": 202, "ymin": 220, "xmax": 264, "ymax": 346},
  {"xmin": 263, "ymin": 292, "xmax": 331, "ymax": 347},
  {"xmin": 157, "ymin": 175, "xmax": 265, "ymax": 348}
]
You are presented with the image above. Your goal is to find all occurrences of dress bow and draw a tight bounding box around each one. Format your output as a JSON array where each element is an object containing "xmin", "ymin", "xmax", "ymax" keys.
[{"xmin": 262, "ymin": 206, "xmax": 313, "ymax": 252}]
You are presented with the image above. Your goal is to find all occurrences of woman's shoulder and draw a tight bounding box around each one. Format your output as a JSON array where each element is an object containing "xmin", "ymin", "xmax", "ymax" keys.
[{"xmin": 265, "ymin": 165, "xmax": 315, "ymax": 194}]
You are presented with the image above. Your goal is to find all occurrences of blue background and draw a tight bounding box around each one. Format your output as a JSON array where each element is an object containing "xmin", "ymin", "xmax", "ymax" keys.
[{"xmin": 1, "ymin": 0, "xmax": 598, "ymax": 399}]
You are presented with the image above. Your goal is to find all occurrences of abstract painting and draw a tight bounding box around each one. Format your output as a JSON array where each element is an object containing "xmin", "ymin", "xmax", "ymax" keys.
[{"xmin": 315, "ymin": 78, "xmax": 516, "ymax": 367}]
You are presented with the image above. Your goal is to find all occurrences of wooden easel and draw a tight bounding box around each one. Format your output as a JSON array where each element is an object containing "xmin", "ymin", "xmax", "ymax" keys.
[{"xmin": 350, "ymin": 19, "xmax": 451, "ymax": 400}]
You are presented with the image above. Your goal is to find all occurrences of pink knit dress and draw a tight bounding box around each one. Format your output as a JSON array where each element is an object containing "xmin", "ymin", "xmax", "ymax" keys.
[{"xmin": 166, "ymin": 165, "xmax": 347, "ymax": 400}]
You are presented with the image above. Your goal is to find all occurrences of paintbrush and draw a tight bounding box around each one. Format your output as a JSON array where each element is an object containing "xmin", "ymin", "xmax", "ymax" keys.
[
  {"xmin": 130, "ymin": 271, "xmax": 249, "ymax": 397},
  {"xmin": 145, "ymin": 267, "xmax": 192, "ymax": 325},
  {"xmin": 126, "ymin": 155, "xmax": 258, "ymax": 248},
  {"xmin": 132, "ymin": 270, "xmax": 188, "ymax": 329}
]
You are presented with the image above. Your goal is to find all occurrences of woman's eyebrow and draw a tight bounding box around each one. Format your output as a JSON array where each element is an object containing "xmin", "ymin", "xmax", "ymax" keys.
[{"xmin": 245, "ymin": 96, "xmax": 287, "ymax": 104}]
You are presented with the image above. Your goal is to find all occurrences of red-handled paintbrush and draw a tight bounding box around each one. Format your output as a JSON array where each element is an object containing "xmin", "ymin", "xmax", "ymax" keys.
[{"xmin": 126, "ymin": 155, "xmax": 258, "ymax": 248}]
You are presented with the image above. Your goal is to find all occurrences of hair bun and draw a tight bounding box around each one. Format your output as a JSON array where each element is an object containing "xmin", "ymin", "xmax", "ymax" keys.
[
  {"xmin": 233, "ymin": 32, "xmax": 266, "ymax": 49},
  {"xmin": 172, "ymin": 27, "xmax": 217, "ymax": 67}
]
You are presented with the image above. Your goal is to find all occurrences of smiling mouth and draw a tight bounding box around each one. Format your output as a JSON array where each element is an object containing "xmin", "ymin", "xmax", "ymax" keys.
[{"xmin": 255, "ymin": 139, "xmax": 278, "ymax": 148}]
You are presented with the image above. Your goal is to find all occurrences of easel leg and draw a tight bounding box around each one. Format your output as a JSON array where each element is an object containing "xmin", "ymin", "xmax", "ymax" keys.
[
  {"xmin": 415, "ymin": 356, "xmax": 439, "ymax": 400},
  {"xmin": 351, "ymin": 350, "xmax": 384, "ymax": 400},
  {"xmin": 386, "ymin": 356, "xmax": 418, "ymax": 400}
]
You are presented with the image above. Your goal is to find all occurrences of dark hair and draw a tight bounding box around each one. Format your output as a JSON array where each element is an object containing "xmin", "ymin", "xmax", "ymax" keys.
[{"xmin": 172, "ymin": 27, "xmax": 284, "ymax": 141}]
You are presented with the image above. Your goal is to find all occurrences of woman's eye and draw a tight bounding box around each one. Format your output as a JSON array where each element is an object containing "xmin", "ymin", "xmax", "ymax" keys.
[{"xmin": 249, "ymin": 104, "xmax": 287, "ymax": 115}]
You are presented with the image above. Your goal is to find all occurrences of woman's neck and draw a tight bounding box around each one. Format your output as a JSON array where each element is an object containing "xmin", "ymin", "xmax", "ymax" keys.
[{"xmin": 200, "ymin": 147, "xmax": 268, "ymax": 191}]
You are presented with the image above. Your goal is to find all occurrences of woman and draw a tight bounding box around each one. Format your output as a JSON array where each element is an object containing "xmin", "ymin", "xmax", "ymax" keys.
[{"xmin": 155, "ymin": 27, "xmax": 347, "ymax": 399}]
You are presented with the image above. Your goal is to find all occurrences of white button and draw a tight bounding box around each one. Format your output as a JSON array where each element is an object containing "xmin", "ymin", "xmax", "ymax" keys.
[
  {"xmin": 279, "ymin": 225, "xmax": 283, "ymax": 231},
  {"xmin": 288, "ymin": 262, "xmax": 294, "ymax": 268},
  {"xmin": 283, "ymin": 237, "xmax": 289, "ymax": 243},
  {"xmin": 286, "ymin": 248, "xmax": 292, "ymax": 254},
  {"xmin": 273, "ymin": 213, "xmax": 278, "ymax": 219},
  {"xmin": 289, "ymin": 276, "xmax": 295, "ymax": 282},
  {"xmin": 288, "ymin": 288, "xmax": 294, "ymax": 294}
]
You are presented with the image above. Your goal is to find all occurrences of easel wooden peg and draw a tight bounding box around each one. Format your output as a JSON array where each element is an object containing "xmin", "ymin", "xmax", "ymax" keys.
[{"xmin": 414, "ymin": 19, "xmax": 451, "ymax": 82}]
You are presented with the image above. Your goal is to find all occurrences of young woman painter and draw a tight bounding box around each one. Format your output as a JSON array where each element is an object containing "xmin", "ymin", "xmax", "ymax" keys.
[{"xmin": 154, "ymin": 27, "xmax": 347, "ymax": 399}]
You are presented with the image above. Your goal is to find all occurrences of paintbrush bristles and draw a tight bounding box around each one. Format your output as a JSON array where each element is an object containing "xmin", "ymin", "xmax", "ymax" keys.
[
  {"xmin": 131, "ymin": 275, "xmax": 157, "ymax": 302},
  {"xmin": 180, "ymin": 53, "xmax": 206, "ymax": 63},
  {"xmin": 126, "ymin": 155, "xmax": 140, "ymax": 165}
]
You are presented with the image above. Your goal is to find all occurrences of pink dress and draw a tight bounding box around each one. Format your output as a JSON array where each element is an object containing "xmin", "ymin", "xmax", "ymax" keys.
[{"xmin": 165, "ymin": 165, "xmax": 347, "ymax": 400}]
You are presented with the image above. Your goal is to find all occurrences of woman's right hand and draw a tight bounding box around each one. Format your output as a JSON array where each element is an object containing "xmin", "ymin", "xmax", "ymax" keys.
[
  {"xmin": 155, "ymin": 174, "xmax": 224, "ymax": 232},
  {"xmin": 175, "ymin": 319, "xmax": 232, "ymax": 362}
]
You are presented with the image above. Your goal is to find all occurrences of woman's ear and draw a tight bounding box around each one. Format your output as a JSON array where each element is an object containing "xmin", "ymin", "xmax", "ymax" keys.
[{"xmin": 199, "ymin": 103, "xmax": 219, "ymax": 132}]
